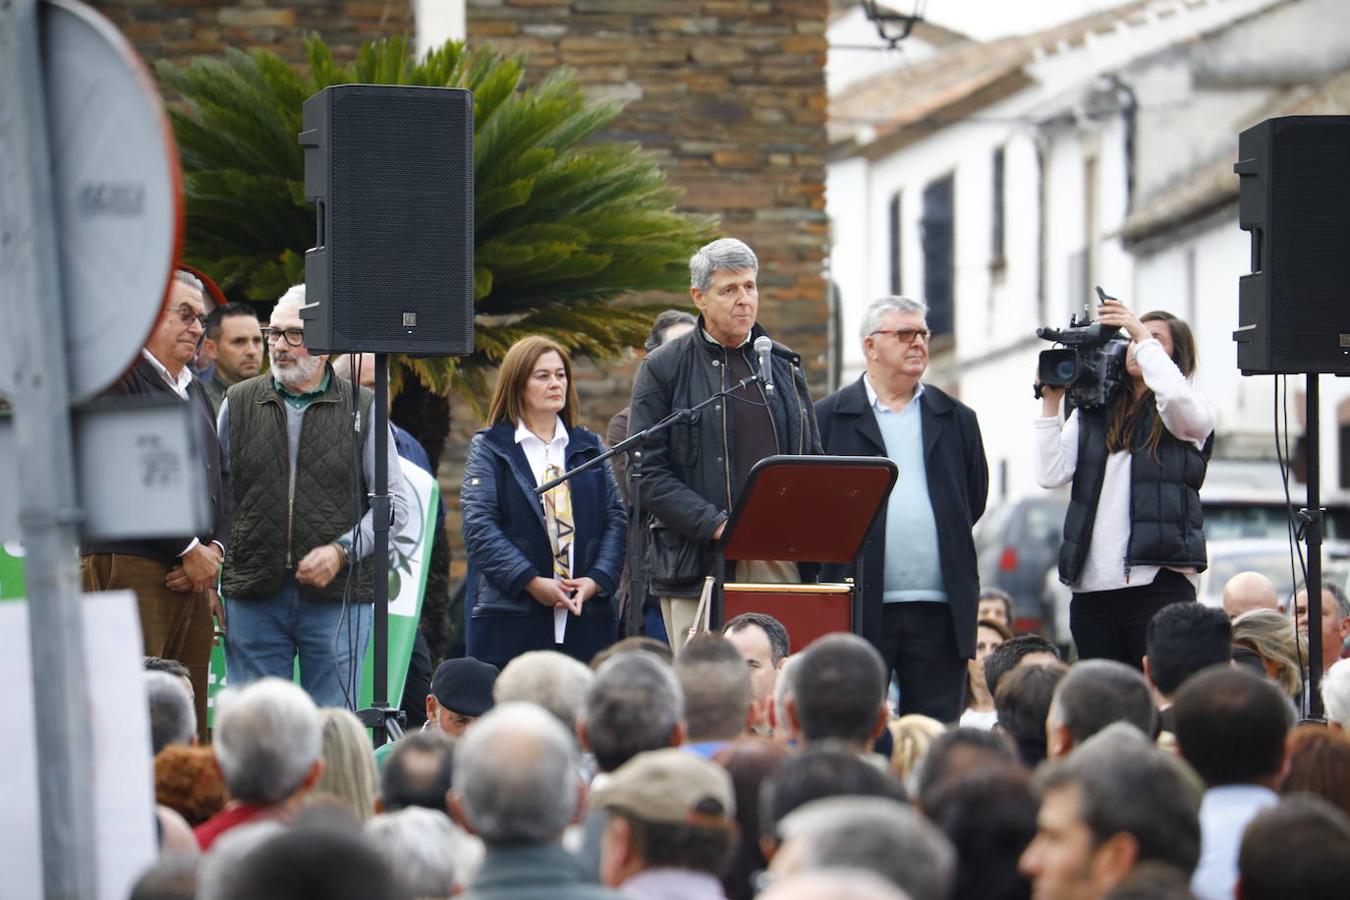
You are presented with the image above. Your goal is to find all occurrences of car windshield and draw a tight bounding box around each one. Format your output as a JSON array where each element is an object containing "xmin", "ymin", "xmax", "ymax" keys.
[
  {"xmin": 1023, "ymin": 502, "xmax": 1063, "ymax": 546},
  {"xmin": 1203, "ymin": 550, "xmax": 1350, "ymax": 606},
  {"xmin": 1204, "ymin": 503, "xmax": 1350, "ymax": 541}
]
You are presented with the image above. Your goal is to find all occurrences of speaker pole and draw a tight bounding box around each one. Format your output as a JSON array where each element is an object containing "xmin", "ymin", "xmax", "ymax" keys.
[
  {"xmin": 1305, "ymin": 373, "xmax": 1324, "ymax": 719},
  {"xmin": 365, "ymin": 352, "xmax": 398, "ymax": 745}
]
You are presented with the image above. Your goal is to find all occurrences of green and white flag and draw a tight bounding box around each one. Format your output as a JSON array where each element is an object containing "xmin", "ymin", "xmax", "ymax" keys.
[{"xmin": 0, "ymin": 542, "xmax": 24, "ymax": 601}]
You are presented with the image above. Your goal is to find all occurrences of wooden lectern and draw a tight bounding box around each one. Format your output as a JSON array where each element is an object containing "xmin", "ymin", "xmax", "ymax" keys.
[{"xmin": 713, "ymin": 455, "xmax": 897, "ymax": 652}]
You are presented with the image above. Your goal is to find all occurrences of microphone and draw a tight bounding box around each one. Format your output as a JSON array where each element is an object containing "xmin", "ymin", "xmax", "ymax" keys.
[{"xmin": 754, "ymin": 335, "xmax": 775, "ymax": 393}]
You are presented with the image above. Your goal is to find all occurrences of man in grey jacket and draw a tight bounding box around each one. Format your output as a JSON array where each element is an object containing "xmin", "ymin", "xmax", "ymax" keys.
[{"xmin": 627, "ymin": 238, "xmax": 820, "ymax": 651}]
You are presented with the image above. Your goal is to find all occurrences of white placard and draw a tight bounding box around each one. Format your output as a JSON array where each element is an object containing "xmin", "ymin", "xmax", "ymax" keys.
[{"xmin": 0, "ymin": 590, "xmax": 157, "ymax": 899}]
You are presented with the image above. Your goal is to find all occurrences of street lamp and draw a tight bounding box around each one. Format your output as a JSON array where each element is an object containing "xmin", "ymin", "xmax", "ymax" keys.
[{"xmin": 861, "ymin": 0, "xmax": 924, "ymax": 48}]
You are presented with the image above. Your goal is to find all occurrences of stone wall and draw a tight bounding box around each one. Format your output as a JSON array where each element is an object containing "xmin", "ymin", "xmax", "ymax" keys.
[
  {"xmin": 91, "ymin": 0, "xmax": 416, "ymax": 68},
  {"xmin": 466, "ymin": 0, "xmax": 831, "ymax": 373}
]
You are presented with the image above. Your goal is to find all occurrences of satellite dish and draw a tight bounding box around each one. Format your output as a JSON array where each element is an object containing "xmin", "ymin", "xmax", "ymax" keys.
[{"xmin": 30, "ymin": 0, "xmax": 182, "ymax": 403}]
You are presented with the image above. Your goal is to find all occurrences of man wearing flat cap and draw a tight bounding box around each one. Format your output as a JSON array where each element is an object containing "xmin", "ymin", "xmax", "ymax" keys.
[
  {"xmin": 375, "ymin": 657, "xmax": 498, "ymax": 768},
  {"xmin": 425, "ymin": 657, "xmax": 498, "ymax": 738},
  {"xmin": 593, "ymin": 748, "xmax": 738, "ymax": 900}
]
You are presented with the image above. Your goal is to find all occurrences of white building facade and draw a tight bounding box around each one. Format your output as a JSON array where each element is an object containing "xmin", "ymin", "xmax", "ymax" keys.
[{"xmin": 827, "ymin": 0, "xmax": 1350, "ymax": 503}]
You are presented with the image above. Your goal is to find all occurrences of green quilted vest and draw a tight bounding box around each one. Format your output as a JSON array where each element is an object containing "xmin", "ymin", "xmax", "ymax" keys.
[{"xmin": 220, "ymin": 372, "xmax": 375, "ymax": 603}]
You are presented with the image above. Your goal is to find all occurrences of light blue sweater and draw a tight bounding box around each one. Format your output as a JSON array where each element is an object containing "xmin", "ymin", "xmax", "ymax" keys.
[{"xmin": 876, "ymin": 397, "xmax": 947, "ymax": 603}]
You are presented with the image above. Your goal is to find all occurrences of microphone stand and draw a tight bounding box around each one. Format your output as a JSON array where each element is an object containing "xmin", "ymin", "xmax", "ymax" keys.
[{"xmin": 537, "ymin": 373, "xmax": 768, "ymax": 637}]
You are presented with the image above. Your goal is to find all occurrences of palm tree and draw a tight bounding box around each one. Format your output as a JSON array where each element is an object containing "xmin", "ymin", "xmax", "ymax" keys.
[
  {"xmin": 158, "ymin": 37, "xmax": 716, "ymax": 660},
  {"xmin": 156, "ymin": 35, "xmax": 717, "ymax": 401}
]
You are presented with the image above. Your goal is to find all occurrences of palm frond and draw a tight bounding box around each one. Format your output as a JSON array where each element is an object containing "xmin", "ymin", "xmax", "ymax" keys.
[{"xmin": 161, "ymin": 35, "xmax": 719, "ymax": 400}]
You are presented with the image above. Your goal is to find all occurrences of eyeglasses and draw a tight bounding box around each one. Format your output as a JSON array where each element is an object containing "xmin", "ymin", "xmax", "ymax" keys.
[
  {"xmin": 173, "ymin": 305, "xmax": 207, "ymax": 329},
  {"xmin": 870, "ymin": 328, "xmax": 932, "ymax": 344},
  {"xmin": 264, "ymin": 327, "xmax": 305, "ymax": 347}
]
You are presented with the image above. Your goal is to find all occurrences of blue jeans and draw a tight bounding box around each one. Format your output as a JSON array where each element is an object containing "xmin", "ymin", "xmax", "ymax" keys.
[{"xmin": 224, "ymin": 578, "xmax": 372, "ymax": 709}]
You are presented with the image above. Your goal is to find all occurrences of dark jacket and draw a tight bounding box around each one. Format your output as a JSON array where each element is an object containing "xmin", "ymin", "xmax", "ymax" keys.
[
  {"xmin": 200, "ymin": 370, "xmax": 231, "ymax": 416},
  {"xmin": 626, "ymin": 319, "xmax": 821, "ymax": 597},
  {"xmin": 463, "ymin": 844, "xmax": 625, "ymax": 900},
  {"xmin": 219, "ymin": 372, "xmax": 374, "ymax": 603},
  {"xmin": 1058, "ymin": 403, "xmax": 1211, "ymax": 586},
  {"xmin": 461, "ymin": 422, "xmax": 626, "ymax": 662},
  {"xmin": 815, "ymin": 377, "xmax": 988, "ymax": 658},
  {"xmin": 81, "ymin": 355, "xmax": 230, "ymax": 563}
]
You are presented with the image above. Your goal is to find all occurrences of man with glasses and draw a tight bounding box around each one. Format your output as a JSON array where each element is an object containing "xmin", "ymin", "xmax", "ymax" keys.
[
  {"xmin": 215, "ymin": 284, "xmax": 410, "ymax": 708},
  {"xmin": 80, "ymin": 270, "xmax": 230, "ymax": 738},
  {"xmin": 815, "ymin": 296, "xmax": 988, "ymax": 722}
]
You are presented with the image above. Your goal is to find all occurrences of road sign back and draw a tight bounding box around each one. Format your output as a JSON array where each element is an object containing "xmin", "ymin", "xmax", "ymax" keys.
[{"xmin": 0, "ymin": 0, "xmax": 183, "ymax": 403}]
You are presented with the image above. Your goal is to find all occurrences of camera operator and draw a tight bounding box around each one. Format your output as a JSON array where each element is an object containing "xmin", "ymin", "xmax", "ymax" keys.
[{"xmin": 1034, "ymin": 299, "xmax": 1214, "ymax": 668}]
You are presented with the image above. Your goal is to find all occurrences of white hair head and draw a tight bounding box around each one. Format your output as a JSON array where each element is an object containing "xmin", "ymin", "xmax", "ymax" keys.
[
  {"xmin": 778, "ymin": 796, "xmax": 954, "ymax": 900},
  {"xmin": 212, "ymin": 677, "xmax": 321, "ymax": 805},
  {"xmin": 493, "ymin": 650, "xmax": 595, "ymax": 732},
  {"xmin": 1323, "ymin": 658, "xmax": 1350, "ymax": 729},
  {"xmin": 173, "ymin": 269, "xmax": 205, "ymax": 295},
  {"xmin": 452, "ymin": 702, "xmax": 580, "ymax": 846},
  {"xmin": 272, "ymin": 283, "xmax": 307, "ymax": 319},
  {"xmin": 859, "ymin": 296, "xmax": 928, "ymax": 346},
  {"xmin": 366, "ymin": 807, "xmax": 482, "ymax": 897},
  {"xmin": 690, "ymin": 238, "xmax": 759, "ymax": 292}
]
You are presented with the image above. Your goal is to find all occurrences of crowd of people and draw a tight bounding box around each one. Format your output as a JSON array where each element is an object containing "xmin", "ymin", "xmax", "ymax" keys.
[
  {"xmin": 135, "ymin": 608, "xmax": 1350, "ymax": 899},
  {"xmin": 106, "ymin": 237, "xmax": 1350, "ymax": 898}
]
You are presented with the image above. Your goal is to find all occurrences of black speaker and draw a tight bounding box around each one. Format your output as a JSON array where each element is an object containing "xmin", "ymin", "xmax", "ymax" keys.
[
  {"xmin": 1234, "ymin": 115, "xmax": 1350, "ymax": 375},
  {"xmin": 299, "ymin": 84, "xmax": 474, "ymax": 356}
]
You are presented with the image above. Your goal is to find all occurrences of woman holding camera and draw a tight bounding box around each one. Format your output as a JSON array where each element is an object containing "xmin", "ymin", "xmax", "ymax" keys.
[{"xmin": 1034, "ymin": 298, "xmax": 1215, "ymax": 667}]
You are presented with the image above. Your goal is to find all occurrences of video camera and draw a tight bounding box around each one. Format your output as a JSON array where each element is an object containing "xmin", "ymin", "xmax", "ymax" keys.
[{"xmin": 1035, "ymin": 287, "xmax": 1128, "ymax": 409}]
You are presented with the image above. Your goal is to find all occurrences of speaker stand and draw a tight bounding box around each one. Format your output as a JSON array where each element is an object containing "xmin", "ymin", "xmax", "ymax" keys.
[
  {"xmin": 357, "ymin": 352, "xmax": 403, "ymax": 745},
  {"xmin": 1302, "ymin": 373, "xmax": 1326, "ymax": 719}
]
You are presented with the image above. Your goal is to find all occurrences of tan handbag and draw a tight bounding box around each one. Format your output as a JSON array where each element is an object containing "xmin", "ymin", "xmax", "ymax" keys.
[{"xmin": 687, "ymin": 575, "xmax": 716, "ymax": 642}]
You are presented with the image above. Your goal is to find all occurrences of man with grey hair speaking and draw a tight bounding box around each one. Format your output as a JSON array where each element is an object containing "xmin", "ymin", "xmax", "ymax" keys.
[
  {"xmin": 216, "ymin": 283, "xmax": 409, "ymax": 708},
  {"xmin": 815, "ymin": 296, "xmax": 988, "ymax": 722},
  {"xmin": 627, "ymin": 238, "xmax": 820, "ymax": 652}
]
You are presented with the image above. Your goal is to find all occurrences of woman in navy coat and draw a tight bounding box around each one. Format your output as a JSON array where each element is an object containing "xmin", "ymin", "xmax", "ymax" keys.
[{"xmin": 461, "ymin": 335, "xmax": 626, "ymax": 669}]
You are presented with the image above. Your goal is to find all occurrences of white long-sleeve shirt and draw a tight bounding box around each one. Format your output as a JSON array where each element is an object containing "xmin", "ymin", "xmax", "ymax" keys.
[{"xmin": 1034, "ymin": 338, "xmax": 1215, "ymax": 593}]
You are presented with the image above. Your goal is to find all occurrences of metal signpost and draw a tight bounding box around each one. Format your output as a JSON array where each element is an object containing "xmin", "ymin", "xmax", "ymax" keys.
[
  {"xmin": 1, "ymin": 1, "xmax": 99, "ymax": 893},
  {"xmin": 1, "ymin": 0, "xmax": 187, "ymax": 894}
]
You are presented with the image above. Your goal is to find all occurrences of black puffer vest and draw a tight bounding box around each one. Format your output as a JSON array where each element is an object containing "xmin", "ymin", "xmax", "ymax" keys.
[
  {"xmin": 220, "ymin": 373, "xmax": 374, "ymax": 603},
  {"xmin": 1058, "ymin": 402, "xmax": 1212, "ymax": 586}
]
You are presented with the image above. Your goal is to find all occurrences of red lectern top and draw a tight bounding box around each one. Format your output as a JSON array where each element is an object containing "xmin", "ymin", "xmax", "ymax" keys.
[
  {"xmin": 713, "ymin": 456, "xmax": 897, "ymax": 641},
  {"xmin": 720, "ymin": 455, "xmax": 897, "ymax": 563}
]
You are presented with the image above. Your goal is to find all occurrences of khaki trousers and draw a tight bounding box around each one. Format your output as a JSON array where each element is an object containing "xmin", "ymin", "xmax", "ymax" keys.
[
  {"xmin": 661, "ymin": 559, "xmax": 800, "ymax": 654},
  {"xmin": 80, "ymin": 553, "xmax": 213, "ymax": 741}
]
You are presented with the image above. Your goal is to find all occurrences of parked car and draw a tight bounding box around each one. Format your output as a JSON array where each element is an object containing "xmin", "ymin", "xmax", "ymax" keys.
[
  {"xmin": 975, "ymin": 494, "xmax": 1068, "ymax": 634},
  {"xmin": 1199, "ymin": 458, "xmax": 1350, "ymax": 542}
]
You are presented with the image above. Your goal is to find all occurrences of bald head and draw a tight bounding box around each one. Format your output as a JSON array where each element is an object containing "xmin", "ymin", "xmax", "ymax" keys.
[{"xmin": 1223, "ymin": 572, "xmax": 1279, "ymax": 619}]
